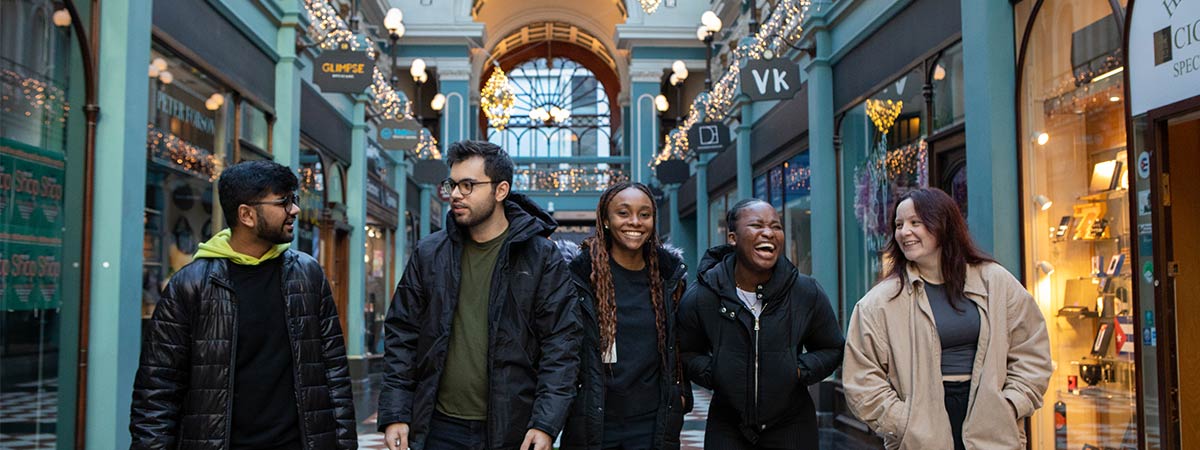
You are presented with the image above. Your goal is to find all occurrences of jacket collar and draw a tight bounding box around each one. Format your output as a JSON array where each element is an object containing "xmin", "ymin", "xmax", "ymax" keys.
[
  {"xmin": 569, "ymin": 244, "xmax": 687, "ymax": 287},
  {"xmin": 698, "ymin": 244, "xmax": 797, "ymax": 302},
  {"xmin": 445, "ymin": 191, "xmax": 557, "ymax": 245},
  {"xmin": 901, "ymin": 261, "xmax": 988, "ymax": 299}
]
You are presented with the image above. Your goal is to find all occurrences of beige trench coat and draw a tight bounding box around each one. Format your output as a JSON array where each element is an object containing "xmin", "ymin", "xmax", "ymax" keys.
[{"xmin": 842, "ymin": 262, "xmax": 1052, "ymax": 450}]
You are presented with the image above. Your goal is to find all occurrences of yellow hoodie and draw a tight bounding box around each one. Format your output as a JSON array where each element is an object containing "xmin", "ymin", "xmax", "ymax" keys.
[{"xmin": 194, "ymin": 228, "xmax": 290, "ymax": 266}]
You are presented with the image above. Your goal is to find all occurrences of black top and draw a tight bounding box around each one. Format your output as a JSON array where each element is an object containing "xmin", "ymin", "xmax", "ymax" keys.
[
  {"xmin": 604, "ymin": 259, "xmax": 661, "ymax": 422},
  {"xmin": 925, "ymin": 282, "xmax": 980, "ymax": 376},
  {"xmin": 228, "ymin": 257, "xmax": 301, "ymax": 449}
]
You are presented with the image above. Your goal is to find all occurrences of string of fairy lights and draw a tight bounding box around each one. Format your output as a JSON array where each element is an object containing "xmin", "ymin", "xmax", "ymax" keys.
[
  {"xmin": 1, "ymin": 67, "xmax": 70, "ymax": 127},
  {"xmin": 654, "ymin": 0, "xmax": 811, "ymax": 166},
  {"xmin": 514, "ymin": 166, "xmax": 630, "ymax": 193},
  {"xmin": 147, "ymin": 125, "xmax": 224, "ymax": 181},
  {"xmin": 302, "ymin": 0, "xmax": 414, "ymax": 123}
]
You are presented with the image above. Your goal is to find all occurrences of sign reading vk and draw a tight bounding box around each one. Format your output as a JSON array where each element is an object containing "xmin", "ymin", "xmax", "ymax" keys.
[
  {"xmin": 688, "ymin": 121, "xmax": 730, "ymax": 154},
  {"xmin": 741, "ymin": 59, "xmax": 800, "ymax": 102},
  {"xmin": 378, "ymin": 118, "xmax": 423, "ymax": 151}
]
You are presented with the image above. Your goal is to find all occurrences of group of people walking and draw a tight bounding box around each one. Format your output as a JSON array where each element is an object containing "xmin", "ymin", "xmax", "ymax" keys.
[{"xmin": 129, "ymin": 140, "xmax": 1052, "ymax": 450}]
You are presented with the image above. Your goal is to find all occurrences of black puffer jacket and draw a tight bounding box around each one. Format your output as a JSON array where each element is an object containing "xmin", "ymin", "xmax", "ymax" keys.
[
  {"xmin": 130, "ymin": 250, "xmax": 356, "ymax": 449},
  {"xmin": 377, "ymin": 192, "xmax": 581, "ymax": 450},
  {"xmin": 559, "ymin": 245, "xmax": 692, "ymax": 450},
  {"xmin": 677, "ymin": 245, "xmax": 844, "ymax": 442}
]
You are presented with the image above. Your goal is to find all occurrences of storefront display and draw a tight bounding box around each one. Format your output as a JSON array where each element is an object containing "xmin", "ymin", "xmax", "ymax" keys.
[
  {"xmin": 142, "ymin": 45, "xmax": 229, "ymax": 318},
  {"xmin": 1016, "ymin": 1, "xmax": 1138, "ymax": 448},
  {"xmin": 753, "ymin": 151, "xmax": 812, "ymax": 274}
]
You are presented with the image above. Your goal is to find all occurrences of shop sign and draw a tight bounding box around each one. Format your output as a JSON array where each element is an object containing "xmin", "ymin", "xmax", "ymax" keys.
[
  {"xmin": 314, "ymin": 48, "xmax": 375, "ymax": 94},
  {"xmin": 157, "ymin": 92, "xmax": 216, "ymax": 135},
  {"xmin": 378, "ymin": 118, "xmax": 423, "ymax": 151},
  {"xmin": 740, "ymin": 58, "xmax": 800, "ymax": 101},
  {"xmin": 655, "ymin": 159, "xmax": 690, "ymax": 185},
  {"xmin": 1137, "ymin": 151, "xmax": 1152, "ymax": 179},
  {"xmin": 0, "ymin": 141, "xmax": 66, "ymax": 311},
  {"xmin": 1129, "ymin": 0, "xmax": 1200, "ymax": 115},
  {"xmin": 688, "ymin": 121, "xmax": 730, "ymax": 154}
]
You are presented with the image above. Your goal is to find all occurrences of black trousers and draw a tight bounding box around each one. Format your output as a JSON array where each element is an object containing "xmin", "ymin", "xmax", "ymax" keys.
[
  {"xmin": 943, "ymin": 380, "xmax": 970, "ymax": 450},
  {"xmin": 702, "ymin": 408, "xmax": 815, "ymax": 450},
  {"xmin": 425, "ymin": 411, "xmax": 487, "ymax": 450}
]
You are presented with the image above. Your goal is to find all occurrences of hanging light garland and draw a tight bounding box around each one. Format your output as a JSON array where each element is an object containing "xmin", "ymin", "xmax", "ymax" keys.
[
  {"xmin": 865, "ymin": 99, "xmax": 903, "ymax": 134},
  {"xmin": 515, "ymin": 166, "xmax": 629, "ymax": 193},
  {"xmin": 654, "ymin": 0, "xmax": 811, "ymax": 166},
  {"xmin": 302, "ymin": 0, "xmax": 408, "ymax": 119},
  {"xmin": 414, "ymin": 128, "xmax": 442, "ymax": 160},
  {"xmin": 146, "ymin": 125, "xmax": 224, "ymax": 181},
  {"xmin": 1, "ymin": 67, "xmax": 70, "ymax": 127},
  {"xmin": 639, "ymin": 0, "xmax": 662, "ymax": 15},
  {"xmin": 481, "ymin": 64, "xmax": 517, "ymax": 130}
]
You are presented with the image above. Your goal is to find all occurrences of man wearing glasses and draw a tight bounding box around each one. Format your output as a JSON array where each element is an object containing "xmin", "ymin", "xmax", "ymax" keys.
[
  {"xmin": 379, "ymin": 140, "xmax": 580, "ymax": 450},
  {"xmin": 131, "ymin": 160, "xmax": 356, "ymax": 449}
]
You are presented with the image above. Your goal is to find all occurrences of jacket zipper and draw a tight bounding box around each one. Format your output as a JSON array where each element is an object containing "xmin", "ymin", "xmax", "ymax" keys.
[
  {"xmin": 281, "ymin": 260, "xmax": 310, "ymax": 448},
  {"xmin": 225, "ymin": 290, "xmax": 237, "ymax": 448},
  {"xmin": 754, "ymin": 315, "xmax": 761, "ymax": 430}
]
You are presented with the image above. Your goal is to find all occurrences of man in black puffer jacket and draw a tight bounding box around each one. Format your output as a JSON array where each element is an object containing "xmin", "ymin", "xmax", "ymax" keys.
[
  {"xmin": 378, "ymin": 141, "xmax": 580, "ymax": 450},
  {"xmin": 130, "ymin": 160, "xmax": 356, "ymax": 449},
  {"xmin": 677, "ymin": 199, "xmax": 844, "ymax": 449}
]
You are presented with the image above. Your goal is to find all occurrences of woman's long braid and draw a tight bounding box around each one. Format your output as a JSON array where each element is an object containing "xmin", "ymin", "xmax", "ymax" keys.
[{"xmin": 587, "ymin": 183, "xmax": 670, "ymax": 373}]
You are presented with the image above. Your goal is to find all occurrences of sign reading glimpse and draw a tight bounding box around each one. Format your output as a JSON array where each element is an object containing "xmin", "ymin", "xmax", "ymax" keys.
[
  {"xmin": 688, "ymin": 121, "xmax": 730, "ymax": 154},
  {"xmin": 314, "ymin": 46, "xmax": 375, "ymax": 94},
  {"xmin": 740, "ymin": 59, "xmax": 800, "ymax": 102}
]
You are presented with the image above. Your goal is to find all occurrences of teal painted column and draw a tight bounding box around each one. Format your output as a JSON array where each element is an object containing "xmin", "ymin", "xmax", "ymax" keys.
[
  {"xmin": 345, "ymin": 96, "xmax": 368, "ymax": 356},
  {"xmin": 805, "ymin": 23, "xmax": 840, "ymax": 309},
  {"xmin": 630, "ymin": 77, "xmax": 660, "ymax": 184},
  {"xmin": 695, "ymin": 154, "xmax": 712, "ymax": 254},
  {"xmin": 389, "ymin": 153, "xmax": 409, "ymax": 279},
  {"xmin": 960, "ymin": 0, "xmax": 1019, "ymax": 272},
  {"xmin": 272, "ymin": 0, "xmax": 302, "ymax": 169},
  {"xmin": 87, "ymin": 0, "xmax": 151, "ymax": 446},
  {"xmin": 736, "ymin": 97, "xmax": 753, "ymax": 200},
  {"xmin": 419, "ymin": 185, "xmax": 432, "ymax": 237}
]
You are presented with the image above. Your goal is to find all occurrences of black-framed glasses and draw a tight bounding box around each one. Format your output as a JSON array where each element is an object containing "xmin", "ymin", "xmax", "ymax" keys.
[
  {"xmin": 440, "ymin": 178, "xmax": 499, "ymax": 196},
  {"xmin": 245, "ymin": 193, "xmax": 300, "ymax": 208}
]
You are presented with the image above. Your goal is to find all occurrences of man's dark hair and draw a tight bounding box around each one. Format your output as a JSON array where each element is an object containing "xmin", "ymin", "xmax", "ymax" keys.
[
  {"xmin": 446, "ymin": 140, "xmax": 514, "ymax": 186},
  {"xmin": 726, "ymin": 198, "xmax": 772, "ymax": 232},
  {"xmin": 218, "ymin": 160, "xmax": 299, "ymax": 225}
]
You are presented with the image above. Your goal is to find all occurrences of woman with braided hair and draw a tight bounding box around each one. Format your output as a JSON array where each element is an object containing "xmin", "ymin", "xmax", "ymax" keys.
[{"xmin": 559, "ymin": 182, "xmax": 691, "ymax": 450}]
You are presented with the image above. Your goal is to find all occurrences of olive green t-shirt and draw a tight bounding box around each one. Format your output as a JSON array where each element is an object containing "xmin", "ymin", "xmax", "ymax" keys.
[{"xmin": 435, "ymin": 228, "xmax": 508, "ymax": 420}]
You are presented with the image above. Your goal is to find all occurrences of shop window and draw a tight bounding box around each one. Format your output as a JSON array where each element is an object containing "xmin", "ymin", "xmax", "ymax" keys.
[
  {"xmin": 239, "ymin": 101, "xmax": 271, "ymax": 155},
  {"xmin": 709, "ymin": 192, "xmax": 727, "ymax": 246},
  {"xmin": 784, "ymin": 153, "xmax": 811, "ymax": 275},
  {"xmin": 930, "ymin": 43, "xmax": 965, "ymax": 132},
  {"xmin": 297, "ymin": 146, "xmax": 327, "ymax": 258},
  {"xmin": 1016, "ymin": 1, "xmax": 1135, "ymax": 448}
]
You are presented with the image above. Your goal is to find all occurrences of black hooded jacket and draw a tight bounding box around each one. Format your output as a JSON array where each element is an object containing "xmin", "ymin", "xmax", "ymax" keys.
[
  {"xmin": 559, "ymin": 245, "xmax": 692, "ymax": 450},
  {"xmin": 377, "ymin": 192, "xmax": 581, "ymax": 449},
  {"xmin": 676, "ymin": 245, "xmax": 844, "ymax": 442},
  {"xmin": 129, "ymin": 250, "xmax": 356, "ymax": 449}
]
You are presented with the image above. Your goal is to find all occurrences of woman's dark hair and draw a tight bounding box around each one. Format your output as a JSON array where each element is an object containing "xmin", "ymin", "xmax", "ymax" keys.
[
  {"xmin": 882, "ymin": 187, "xmax": 993, "ymax": 310},
  {"xmin": 581, "ymin": 182, "xmax": 671, "ymax": 372},
  {"xmin": 726, "ymin": 198, "xmax": 772, "ymax": 233},
  {"xmin": 217, "ymin": 160, "xmax": 299, "ymax": 225}
]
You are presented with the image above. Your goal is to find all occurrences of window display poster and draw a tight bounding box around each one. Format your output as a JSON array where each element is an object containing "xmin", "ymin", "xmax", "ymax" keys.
[{"xmin": 0, "ymin": 140, "xmax": 66, "ymax": 310}]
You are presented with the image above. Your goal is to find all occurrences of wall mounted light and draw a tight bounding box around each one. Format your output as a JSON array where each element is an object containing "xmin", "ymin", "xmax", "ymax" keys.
[
  {"xmin": 933, "ymin": 64, "xmax": 946, "ymax": 81},
  {"xmin": 1034, "ymin": 194, "xmax": 1052, "ymax": 211},
  {"xmin": 158, "ymin": 71, "xmax": 174, "ymax": 85},
  {"xmin": 1036, "ymin": 132, "xmax": 1049, "ymax": 146},
  {"xmin": 52, "ymin": 9, "xmax": 71, "ymax": 27},
  {"xmin": 655, "ymin": 94, "xmax": 669, "ymax": 112},
  {"xmin": 431, "ymin": 93, "xmax": 446, "ymax": 112},
  {"xmin": 1037, "ymin": 260, "xmax": 1055, "ymax": 275}
]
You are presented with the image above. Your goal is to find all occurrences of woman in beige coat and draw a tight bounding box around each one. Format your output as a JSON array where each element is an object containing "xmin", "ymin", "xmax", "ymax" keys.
[{"xmin": 843, "ymin": 188, "xmax": 1052, "ymax": 450}]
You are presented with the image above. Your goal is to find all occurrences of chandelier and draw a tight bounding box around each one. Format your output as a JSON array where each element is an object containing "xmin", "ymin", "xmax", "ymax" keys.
[
  {"xmin": 481, "ymin": 64, "xmax": 516, "ymax": 130},
  {"xmin": 639, "ymin": 0, "xmax": 661, "ymax": 14}
]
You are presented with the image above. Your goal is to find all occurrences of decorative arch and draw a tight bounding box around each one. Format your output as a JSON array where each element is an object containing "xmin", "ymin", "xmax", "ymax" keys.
[{"xmin": 479, "ymin": 23, "xmax": 623, "ymax": 140}]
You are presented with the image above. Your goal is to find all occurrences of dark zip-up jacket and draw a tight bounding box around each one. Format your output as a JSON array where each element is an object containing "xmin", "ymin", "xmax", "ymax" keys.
[
  {"xmin": 676, "ymin": 245, "xmax": 844, "ymax": 443},
  {"xmin": 559, "ymin": 245, "xmax": 692, "ymax": 450},
  {"xmin": 377, "ymin": 192, "xmax": 581, "ymax": 450},
  {"xmin": 130, "ymin": 250, "xmax": 356, "ymax": 449}
]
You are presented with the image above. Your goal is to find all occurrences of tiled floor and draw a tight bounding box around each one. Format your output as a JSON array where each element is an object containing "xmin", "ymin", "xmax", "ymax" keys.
[{"xmin": 0, "ymin": 378, "xmax": 57, "ymax": 450}]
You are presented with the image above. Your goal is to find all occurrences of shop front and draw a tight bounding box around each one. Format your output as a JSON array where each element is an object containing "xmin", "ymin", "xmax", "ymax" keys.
[
  {"xmin": 1015, "ymin": 1, "xmax": 1142, "ymax": 448},
  {"xmin": 1123, "ymin": 0, "xmax": 1200, "ymax": 447},
  {"xmin": 364, "ymin": 141, "xmax": 400, "ymax": 356}
]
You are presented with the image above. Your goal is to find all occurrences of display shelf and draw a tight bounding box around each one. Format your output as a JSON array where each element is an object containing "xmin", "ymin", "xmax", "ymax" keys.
[
  {"xmin": 1057, "ymin": 386, "xmax": 1136, "ymax": 403},
  {"xmin": 1079, "ymin": 188, "xmax": 1129, "ymax": 203}
]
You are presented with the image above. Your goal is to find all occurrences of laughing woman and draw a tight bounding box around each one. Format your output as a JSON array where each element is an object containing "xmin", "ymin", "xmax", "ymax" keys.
[
  {"xmin": 677, "ymin": 199, "xmax": 844, "ymax": 449},
  {"xmin": 560, "ymin": 182, "xmax": 691, "ymax": 450},
  {"xmin": 842, "ymin": 188, "xmax": 1052, "ymax": 450}
]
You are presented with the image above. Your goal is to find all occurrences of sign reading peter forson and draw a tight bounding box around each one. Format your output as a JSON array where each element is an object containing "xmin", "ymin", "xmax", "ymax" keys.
[
  {"xmin": 314, "ymin": 46, "xmax": 375, "ymax": 94},
  {"xmin": 1129, "ymin": 0, "xmax": 1200, "ymax": 115}
]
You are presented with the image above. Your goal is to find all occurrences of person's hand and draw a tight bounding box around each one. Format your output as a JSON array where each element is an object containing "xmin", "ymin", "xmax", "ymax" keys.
[
  {"xmin": 520, "ymin": 428, "xmax": 553, "ymax": 450},
  {"xmin": 384, "ymin": 422, "xmax": 409, "ymax": 450}
]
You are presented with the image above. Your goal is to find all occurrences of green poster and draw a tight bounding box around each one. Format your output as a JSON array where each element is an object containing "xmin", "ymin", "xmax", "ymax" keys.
[{"xmin": 0, "ymin": 138, "xmax": 66, "ymax": 310}]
